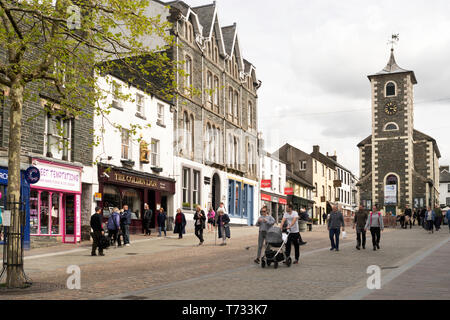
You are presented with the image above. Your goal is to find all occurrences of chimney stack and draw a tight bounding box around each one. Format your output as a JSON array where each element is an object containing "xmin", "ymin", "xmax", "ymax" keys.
[{"xmin": 313, "ymin": 145, "xmax": 320, "ymax": 154}]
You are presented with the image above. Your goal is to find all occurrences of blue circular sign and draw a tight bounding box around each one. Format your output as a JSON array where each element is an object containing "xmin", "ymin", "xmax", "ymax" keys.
[{"xmin": 25, "ymin": 166, "xmax": 40, "ymax": 184}]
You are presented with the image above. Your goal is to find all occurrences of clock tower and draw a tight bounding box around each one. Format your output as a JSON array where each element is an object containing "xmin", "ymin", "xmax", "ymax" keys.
[
  {"xmin": 358, "ymin": 47, "xmax": 441, "ymax": 215},
  {"xmin": 367, "ymin": 48, "xmax": 417, "ymax": 213}
]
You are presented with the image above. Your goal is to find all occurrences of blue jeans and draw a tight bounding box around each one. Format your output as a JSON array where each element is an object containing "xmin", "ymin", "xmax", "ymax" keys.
[
  {"xmin": 158, "ymin": 226, "xmax": 166, "ymax": 236},
  {"xmin": 122, "ymin": 225, "xmax": 130, "ymax": 244},
  {"xmin": 329, "ymin": 228, "xmax": 340, "ymax": 250}
]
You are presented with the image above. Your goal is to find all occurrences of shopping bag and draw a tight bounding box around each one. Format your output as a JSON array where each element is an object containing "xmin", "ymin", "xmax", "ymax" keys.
[
  {"xmin": 342, "ymin": 231, "xmax": 347, "ymax": 239},
  {"xmin": 99, "ymin": 235, "xmax": 111, "ymax": 250}
]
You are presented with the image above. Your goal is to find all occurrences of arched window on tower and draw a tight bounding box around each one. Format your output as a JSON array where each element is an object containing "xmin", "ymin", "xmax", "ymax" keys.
[
  {"xmin": 386, "ymin": 82, "xmax": 396, "ymax": 97},
  {"xmin": 384, "ymin": 122, "xmax": 399, "ymax": 131}
]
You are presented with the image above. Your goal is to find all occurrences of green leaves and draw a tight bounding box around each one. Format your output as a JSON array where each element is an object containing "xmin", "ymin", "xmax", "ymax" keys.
[{"xmin": 0, "ymin": 0, "xmax": 181, "ymax": 163}]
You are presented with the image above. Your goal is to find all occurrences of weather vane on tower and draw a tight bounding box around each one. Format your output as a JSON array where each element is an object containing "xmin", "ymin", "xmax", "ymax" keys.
[{"xmin": 388, "ymin": 33, "xmax": 400, "ymax": 50}]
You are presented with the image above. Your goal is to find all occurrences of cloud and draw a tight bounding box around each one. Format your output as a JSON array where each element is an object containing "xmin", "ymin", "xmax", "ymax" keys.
[{"xmin": 183, "ymin": 0, "xmax": 450, "ymax": 175}]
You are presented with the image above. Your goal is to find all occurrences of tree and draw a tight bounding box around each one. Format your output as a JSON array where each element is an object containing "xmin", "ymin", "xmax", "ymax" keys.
[{"xmin": 0, "ymin": 0, "xmax": 177, "ymax": 288}]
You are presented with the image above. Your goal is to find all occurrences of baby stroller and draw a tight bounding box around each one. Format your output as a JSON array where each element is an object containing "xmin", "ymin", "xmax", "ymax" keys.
[{"xmin": 261, "ymin": 226, "xmax": 292, "ymax": 269}]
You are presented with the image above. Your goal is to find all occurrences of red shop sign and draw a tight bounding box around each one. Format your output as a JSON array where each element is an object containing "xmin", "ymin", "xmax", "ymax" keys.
[
  {"xmin": 261, "ymin": 193, "xmax": 272, "ymax": 202},
  {"xmin": 284, "ymin": 188, "xmax": 294, "ymax": 195},
  {"xmin": 261, "ymin": 180, "xmax": 272, "ymax": 188},
  {"xmin": 279, "ymin": 198, "xmax": 288, "ymax": 205}
]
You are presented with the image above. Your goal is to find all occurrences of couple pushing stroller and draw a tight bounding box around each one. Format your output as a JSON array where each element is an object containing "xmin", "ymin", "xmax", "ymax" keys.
[{"xmin": 255, "ymin": 204, "xmax": 310, "ymax": 268}]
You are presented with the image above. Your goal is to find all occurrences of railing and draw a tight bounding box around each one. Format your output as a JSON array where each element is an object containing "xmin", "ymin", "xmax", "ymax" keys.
[{"xmin": 0, "ymin": 194, "xmax": 32, "ymax": 288}]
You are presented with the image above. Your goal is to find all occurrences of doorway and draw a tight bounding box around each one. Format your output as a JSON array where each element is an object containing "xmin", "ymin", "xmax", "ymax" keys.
[
  {"xmin": 148, "ymin": 190, "xmax": 156, "ymax": 228},
  {"xmin": 64, "ymin": 194, "xmax": 76, "ymax": 243}
]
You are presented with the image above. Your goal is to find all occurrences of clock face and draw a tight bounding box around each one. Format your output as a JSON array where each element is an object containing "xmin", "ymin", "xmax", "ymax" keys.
[{"xmin": 384, "ymin": 102, "xmax": 398, "ymax": 115}]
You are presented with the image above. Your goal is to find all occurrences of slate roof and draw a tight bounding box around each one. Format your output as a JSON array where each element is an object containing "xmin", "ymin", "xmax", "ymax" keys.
[
  {"xmin": 440, "ymin": 169, "xmax": 450, "ymax": 183},
  {"xmin": 286, "ymin": 171, "xmax": 314, "ymax": 189},
  {"xmin": 221, "ymin": 24, "xmax": 236, "ymax": 55},
  {"xmin": 310, "ymin": 150, "xmax": 336, "ymax": 170},
  {"xmin": 368, "ymin": 49, "xmax": 417, "ymax": 84},
  {"xmin": 357, "ymin": 135, "xmax": 372, "ymax": 147},
  {"xmin": 165, "ymin": 1, "xmax": 190, "ymax": 16},
  {"xmin": 357, "ymin": 130, "xmax": 441, "ymax": 158},
  {"xmin": 193, "ymin": 3, "xmax": 215, "ymax": 37}
]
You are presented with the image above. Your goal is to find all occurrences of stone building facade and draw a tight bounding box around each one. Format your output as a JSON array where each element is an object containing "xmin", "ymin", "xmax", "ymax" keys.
[
  {"xmin": 357, "ymin": 49, "xmax": 441, "ymax": 214},
  {"xmin": 162, "ymin": 1, "xmax": 261, "ymax": 225},
  {"xmin": 0, "ymin": 51, "xmax": 94, "ymax": 245}
]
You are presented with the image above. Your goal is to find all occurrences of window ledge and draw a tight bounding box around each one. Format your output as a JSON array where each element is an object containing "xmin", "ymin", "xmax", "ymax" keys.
[
  {"xmin": 156, "ymin": 121, "xmax": 166, "ymax": 128},
  {"xmin": 135, "ymin": 112, "xmax": 147, "ymax": 120},
  {"xmin": 112, "ymin": 104, "xmax": 123, "ymax": 111}
]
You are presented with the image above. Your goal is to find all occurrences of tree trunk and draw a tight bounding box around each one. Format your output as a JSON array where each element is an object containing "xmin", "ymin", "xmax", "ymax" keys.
[{"xmin": 5, "ymin": 79, "xmax": 27, "ymax": 288}]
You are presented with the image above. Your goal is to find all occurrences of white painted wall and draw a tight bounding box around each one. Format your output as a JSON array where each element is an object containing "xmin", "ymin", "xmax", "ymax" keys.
[{"xmin": 86, "ymin": 74, "xmax": 174, "ymax": 214}]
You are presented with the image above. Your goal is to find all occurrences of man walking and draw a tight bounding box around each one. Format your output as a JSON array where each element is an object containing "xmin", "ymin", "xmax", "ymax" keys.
[
  {"xmin": 194, "ymin": 205, "xmax": 206, "ymax": 245},
  {"xmin": 353, "ymin": 205, "xmax": 368, "ymax": 250},
  {"xmin": 143, "ymin": 203, "xmax": 153, "ymax": 236},
  {"xmin": 446, "ymin": 208, "xmax": 450, "ymax": 234},
  {"xmin": 120, "ymin": 205, "xmax": 132, "ymax": 246},
  {"xmin": 365, "ymin": 205, "xmax": 384, "ymax": 251},
  {"xmin": 90, "ymin": 207, "xmax": 105, "ymax": 256},
  {"xmin": 254, "ymin": 206, "xmax": 275, "ymax": 264},
  {"xmin": 280, "ymin": 204, "xmax": 301, "ymax": 264},
  {"xmin": 327, "ymin": 205, "xmax": 345, "ymax": 252}
]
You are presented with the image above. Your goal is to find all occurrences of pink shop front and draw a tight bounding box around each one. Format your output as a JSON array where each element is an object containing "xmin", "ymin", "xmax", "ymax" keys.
[{"xmin": 29, "ymin": 159, "xmax": 82, "ymax": 243}]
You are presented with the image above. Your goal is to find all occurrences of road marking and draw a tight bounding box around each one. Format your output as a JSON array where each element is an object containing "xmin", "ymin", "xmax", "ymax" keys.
[{"xmin": 342, "ymin": 237, "xmax": 450, "ymax": 300}]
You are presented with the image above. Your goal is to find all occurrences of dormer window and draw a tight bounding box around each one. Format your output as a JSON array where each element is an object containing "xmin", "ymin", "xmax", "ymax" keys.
[{"xmin": 386, "ymin": 81, "xmax": 396, "ymax": 97}]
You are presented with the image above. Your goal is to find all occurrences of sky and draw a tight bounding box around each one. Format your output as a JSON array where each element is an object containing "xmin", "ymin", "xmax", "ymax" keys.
[{"xmin": 182, "ymin": 0, "xmax": 450, "ymax": 176}]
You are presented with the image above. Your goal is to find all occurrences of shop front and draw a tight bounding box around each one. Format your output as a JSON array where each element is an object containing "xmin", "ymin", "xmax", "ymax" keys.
[
  {"xmin": 261, "ymin": 191, "xmax": 287, "ymax": 223},
  {"xmin": 0, "ymin": 167, "xmax": 31, "ymax": 248},
  {"xmin": 287, "ymin": 194, "xmax": 314, "ymax": 218},
  {"xmin": 29, "ymin": 159, "xmax": 83, "ymax": 244},
  {"xmin": 97, "ymin": 165, "xmax": 175, "ymax": 234},
  {"xmin": 227, "ymin": 179, "xmax": 255, "ymax": 226}
]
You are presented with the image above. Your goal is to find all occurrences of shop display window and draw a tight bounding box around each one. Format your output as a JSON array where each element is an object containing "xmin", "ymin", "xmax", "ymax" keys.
[
  {"xmin": 40, "ymin": 191, "xmax": 50, "ymax": 235},
  {"xmin": 122, "ymin": 188, "xmax": 141, "ymax": 219},
  {"xmin": 51, "ymin": 193, "xmax": 60, "ymax": 235},
  {"xmin": 103, "ymin": 185, "xmax": 120, "ymax": 217}
]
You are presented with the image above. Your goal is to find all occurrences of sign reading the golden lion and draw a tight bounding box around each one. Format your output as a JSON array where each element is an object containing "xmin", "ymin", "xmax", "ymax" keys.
[
  {"xmin": 99, "ymin": 165, "xmax": 175, "ymax": 193},
  {"xmin": 114, "ymin": 172, "xmax": 158, "ymax": 188}
]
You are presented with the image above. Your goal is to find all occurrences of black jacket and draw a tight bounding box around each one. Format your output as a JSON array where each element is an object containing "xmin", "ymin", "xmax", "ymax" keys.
[
  {"xmin": 90, "ymin": 213, "xmax": 103, "ymax": 232},
  {"xmin": 404, "ymin": 208, "xmax": 412, "ymax": 217},
  {"xmin": 194, "ymin": 210, "xmax": 206, "ymax": 229}
]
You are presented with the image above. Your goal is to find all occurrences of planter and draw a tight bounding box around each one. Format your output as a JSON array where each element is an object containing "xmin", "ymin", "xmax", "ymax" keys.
[{"xmin": 299, "ymin": 221, "xmax": 307, "ymax": 232}]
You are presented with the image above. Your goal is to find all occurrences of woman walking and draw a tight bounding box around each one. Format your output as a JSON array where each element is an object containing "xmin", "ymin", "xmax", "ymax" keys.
[
  {"xmin": 425, "ymin": 207, "xmax": 435, "ymax": 234},
  {"xmin": 254, "ymin": 206, "xmax": 275, "ymax": 264},
  {"xmin": 365, "ymin": 205, "xmax": 384, "ymax": 251},
  {"xmin": 194, "ymin": 205, "xmax": 206, "ymax": 245},
  {"xmin": 107, "ymin": 207, "xmax": 121, "ymax": 247},
  {"xmin": 216, "ymin": 208, "xmax": 230, "ymax": 246},
  {"xmin": 174, "ymin": 209, "xmax": 186, "ymax": 239},
  {"xmin": 207, "ymin": 207, "xmax": 215, "ymax": 232},
  {"xmin": 157, "ymin": 207, "xmax": 167, "ymax": 237}
]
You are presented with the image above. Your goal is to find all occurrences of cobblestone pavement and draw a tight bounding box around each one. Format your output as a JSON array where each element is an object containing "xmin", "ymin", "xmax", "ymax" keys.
[{"xmin": 0, "ymin": 225, "xmax": 448, "ymax": 300}]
